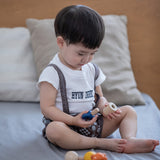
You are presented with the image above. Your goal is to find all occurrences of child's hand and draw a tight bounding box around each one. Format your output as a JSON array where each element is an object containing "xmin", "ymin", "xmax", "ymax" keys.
[
  {"xmin": 72, "ymin": 111, "xmax": 98, "ymax": 128},
  {"xmin": 106, "ymin": 108, "xmax": 121, "ymax": 120},
  {"xmin": 97, "ymin": 97, "xmax": 109, "ymax": 114}
]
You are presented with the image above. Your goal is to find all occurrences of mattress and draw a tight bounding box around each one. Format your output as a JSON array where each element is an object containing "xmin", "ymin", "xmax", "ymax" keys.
[{"xmin": 0, "ymin": 93, "xmax": 160, "ymax": 160}]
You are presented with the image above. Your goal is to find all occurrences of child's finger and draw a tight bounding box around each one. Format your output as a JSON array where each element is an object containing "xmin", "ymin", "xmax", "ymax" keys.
[
  {"xmin": 115, "ymin": 108, "xmax": 121, "ymax": 114},
  {"xmin": 110, "ymin": 113, "xmax": 117, "ymax": 119},
  {"xmin": 83, "ymin": 115, "xmax": 98, "ymax": 127},
  {"xmin": 91, "ymin": 115, "xmax": 98, "ymax": 122},
  {"xmin": 107, "ymin": 115, "xmax": 112, "ymax": 120},
  {"xmin": 88, "ymin": 115, "xmax": 98, "ymax": 124},
  {"xmin": 107, "ymin": 113, "xmax": 118, "ymax": 120}
]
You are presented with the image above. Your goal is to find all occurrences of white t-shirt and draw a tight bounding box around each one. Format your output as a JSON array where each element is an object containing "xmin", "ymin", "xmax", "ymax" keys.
[{"xmin": 38, "ymin": 53, "xmax": 106, "ymax": 114}]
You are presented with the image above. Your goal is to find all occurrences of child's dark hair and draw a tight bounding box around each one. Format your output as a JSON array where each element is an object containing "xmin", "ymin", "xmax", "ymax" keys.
[{"xmin": 54, "ymin": 5, "xmax": 105, "ymax": 49}]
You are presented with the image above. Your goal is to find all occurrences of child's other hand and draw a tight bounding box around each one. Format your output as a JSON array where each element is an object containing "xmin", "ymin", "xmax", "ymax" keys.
[
  {"xmin": 72, "ymin": 111, "xmax": 98, "ymax": 128},
  {"xmin": 98, "ymin": 97, "xmax": 109, "ymax": 113},
  {"xmin": 106, "ymin": 108, "xmax": 121, "ymax": 120}
]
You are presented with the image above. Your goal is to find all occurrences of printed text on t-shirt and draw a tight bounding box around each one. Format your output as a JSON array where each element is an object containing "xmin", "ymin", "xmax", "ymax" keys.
[{"xmin": 72, "ymin": 90, "xmax": 93, "ymax": 99}]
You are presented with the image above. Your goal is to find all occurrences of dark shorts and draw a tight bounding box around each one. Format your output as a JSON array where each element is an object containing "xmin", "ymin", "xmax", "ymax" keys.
[{"xmin": 42, "ymin": 114, "xmax": 103, "ymax": 139}]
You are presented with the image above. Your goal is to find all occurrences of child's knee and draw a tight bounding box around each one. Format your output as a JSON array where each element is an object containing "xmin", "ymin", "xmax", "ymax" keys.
[
  {"xmin": 46, "ymin": 121, "xmax": 65, "ymax": 141},
  {"xmin": 121, "ymin": 105, "xmax": 137, "ymax": 116},
  {"xmin": 123, "ymin": 105, "xmax": 137, "ymax": 117}
]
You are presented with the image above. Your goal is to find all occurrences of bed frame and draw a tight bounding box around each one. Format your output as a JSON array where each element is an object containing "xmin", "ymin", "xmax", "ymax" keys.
[{"xmin": 1, "ymin": 0, "xmax": 159, "ymax": 109}]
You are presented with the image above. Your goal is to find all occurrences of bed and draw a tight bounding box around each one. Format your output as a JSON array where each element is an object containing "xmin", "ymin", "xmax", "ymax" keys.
[
  {"xmin": 0, "ymin": 0, "xmax": 160, "ymax": 160},
  {"xmin": 0, "ymin": 93, "xmax": 160, "ymax": 160}
]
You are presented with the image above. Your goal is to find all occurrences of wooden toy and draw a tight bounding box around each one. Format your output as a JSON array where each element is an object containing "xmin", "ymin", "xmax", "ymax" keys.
[
  {"xmin": 65, "ymin": 151, "xmax": 108, "ymax": 160},
  {"xmin": 64, "ymin": 151, "xmax": 83, "ymax": 160},
  {"xmin": 91, "ymin": 152, "xmax": 108, "ymax": 160},
  {"xmin": 84, "ymin": 151, "xmax": 96, "ymax": 160},
  {"xmin": 82, "ymin": 108, "xmax": 100, "ymax": 120},
  {"xmin": 103, "ymin": 102, "xmax": 118, "ymax": 117}
]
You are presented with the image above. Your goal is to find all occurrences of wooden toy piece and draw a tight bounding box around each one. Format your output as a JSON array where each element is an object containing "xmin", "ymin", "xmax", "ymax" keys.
[
  {"xmin": 65, "ymin": 151, "xmax": 83, "ymax": 160},
  {"xmin": 84, "ymin": 151, "xmax": 96, "ymax": 160},
  {"xmin": 65, "ymin": 151, "xmax": 108, "ymax": 160},
  {"xmin": 103, "ymin": 102, "xmax": 118, "ymax": 117},
  {"xmin": 91, "ymin": 152, "xmax": 108, "ymax": 160},
  {"xmin": 82, "ymin": 108, "xmax": 100, "ymax": 120},
  {"xmin": 91, "ymin": 108, "xmax": 100, "ymax": 115}
]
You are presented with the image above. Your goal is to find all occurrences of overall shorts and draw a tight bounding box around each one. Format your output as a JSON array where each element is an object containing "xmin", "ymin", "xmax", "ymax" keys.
[{"xmin": 42, "ymin": 63, "xmax": 103, "ymax": 139}]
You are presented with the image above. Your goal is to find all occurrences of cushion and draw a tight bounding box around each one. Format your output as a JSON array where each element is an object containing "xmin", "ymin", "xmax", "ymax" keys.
[
  {"xmin": 93, "ymin": 15, "xmax": 145, "ymax": 105},
  {"xmin": 26, "ymin": 15, "xmax": 145, "ymax": 105},
  {"xmin": 0, "ymin": 27, "xmax": 39, "ymax": 102},
  {"xmin": 26, "ymin": 19, "xmax": 58, "ymax": 77}
]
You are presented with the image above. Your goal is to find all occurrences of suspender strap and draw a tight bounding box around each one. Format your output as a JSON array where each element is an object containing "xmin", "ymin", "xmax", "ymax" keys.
[
  {"xmin": 92, "ymin": 63, "xmax": 100, "ymax": 90},
  {"xmin": 47, "ymin": 64, "xmax": 70, "ymax": 114}
]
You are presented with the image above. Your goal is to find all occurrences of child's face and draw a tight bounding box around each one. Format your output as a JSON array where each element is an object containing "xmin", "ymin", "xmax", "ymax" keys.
[{"xmin": 58, "ymin": 38, "xmax": 98, "ymax": 70}]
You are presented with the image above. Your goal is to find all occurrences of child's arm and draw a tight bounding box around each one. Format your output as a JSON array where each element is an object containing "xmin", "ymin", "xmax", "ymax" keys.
[
  {"xmin": 40, "ymin": 82, "xmax": 97, "ymax": 128},
  {"xmin": 40, "ymin": 82, "xmax": 73, "ymax": 124},
  {"xmin": 95, "ymin": 85, "xmax": 109, "ymax": 114},
  {"xmin": 95, "ymin": 85, "xmax": 121, "ymax": 120}
]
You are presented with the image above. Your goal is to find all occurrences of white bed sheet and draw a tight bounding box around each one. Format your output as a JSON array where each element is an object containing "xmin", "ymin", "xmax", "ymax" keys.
[{"xmin": 0, "ymin": 93, "xmax": 160, "ymax": 160}]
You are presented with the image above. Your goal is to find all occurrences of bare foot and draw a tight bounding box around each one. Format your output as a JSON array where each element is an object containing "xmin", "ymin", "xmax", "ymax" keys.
[
  {"xmin": 123, "ymin": 138, "xmax": 159, "ymax": 153},
  {"xmin": 97, "ymin": 139, "xmax": 127, "ymax": 153}
]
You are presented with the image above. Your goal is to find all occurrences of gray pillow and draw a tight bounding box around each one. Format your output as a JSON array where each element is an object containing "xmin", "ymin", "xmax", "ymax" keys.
[
  {"xmin": 26, "ymin": 15, "xmax": 145, "ymax": 105},
  {"xmin": 0, "ymin": 27, "xmax": 39, "ymax": 102}
]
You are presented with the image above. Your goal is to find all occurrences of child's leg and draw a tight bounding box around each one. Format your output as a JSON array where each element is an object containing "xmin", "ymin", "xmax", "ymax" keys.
[
  {"xmin": 100, "ymin": 105, "xmax": 137, "ymax": 138},
  {"xmin": 101, "ymin": 105, "xmax": 159, "ymax": 153},
  {"xmin": 45, "ymin": 121, "xmax": 127, "ymax": 152}
]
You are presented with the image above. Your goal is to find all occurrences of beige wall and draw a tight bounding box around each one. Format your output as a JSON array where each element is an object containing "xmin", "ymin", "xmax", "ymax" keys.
[{"xmin": 0, "ymin": 0, "xmax": 160, "ymax": 108}]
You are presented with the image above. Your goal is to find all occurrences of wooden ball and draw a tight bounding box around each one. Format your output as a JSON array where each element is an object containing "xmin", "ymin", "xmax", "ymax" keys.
[{"xmin": 65, "ymin": 151, "xmax": 79, "ymax": 160}]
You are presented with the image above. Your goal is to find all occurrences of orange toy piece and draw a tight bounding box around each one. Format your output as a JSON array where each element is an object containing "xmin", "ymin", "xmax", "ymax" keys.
[{"xmin": 91, "ymin": 152, "xmax": 108, "ymax": 160}]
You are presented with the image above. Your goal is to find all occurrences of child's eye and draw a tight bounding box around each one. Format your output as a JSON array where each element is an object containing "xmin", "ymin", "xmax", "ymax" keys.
[{"xmin": 78, "ymin": 53, "xmax": 84, "ymax": 56}]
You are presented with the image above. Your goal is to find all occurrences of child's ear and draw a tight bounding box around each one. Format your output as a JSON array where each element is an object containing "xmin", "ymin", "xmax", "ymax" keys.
[{"xmin": 57, "ymin": 36, "xmax": 65, "ymax": 48}]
